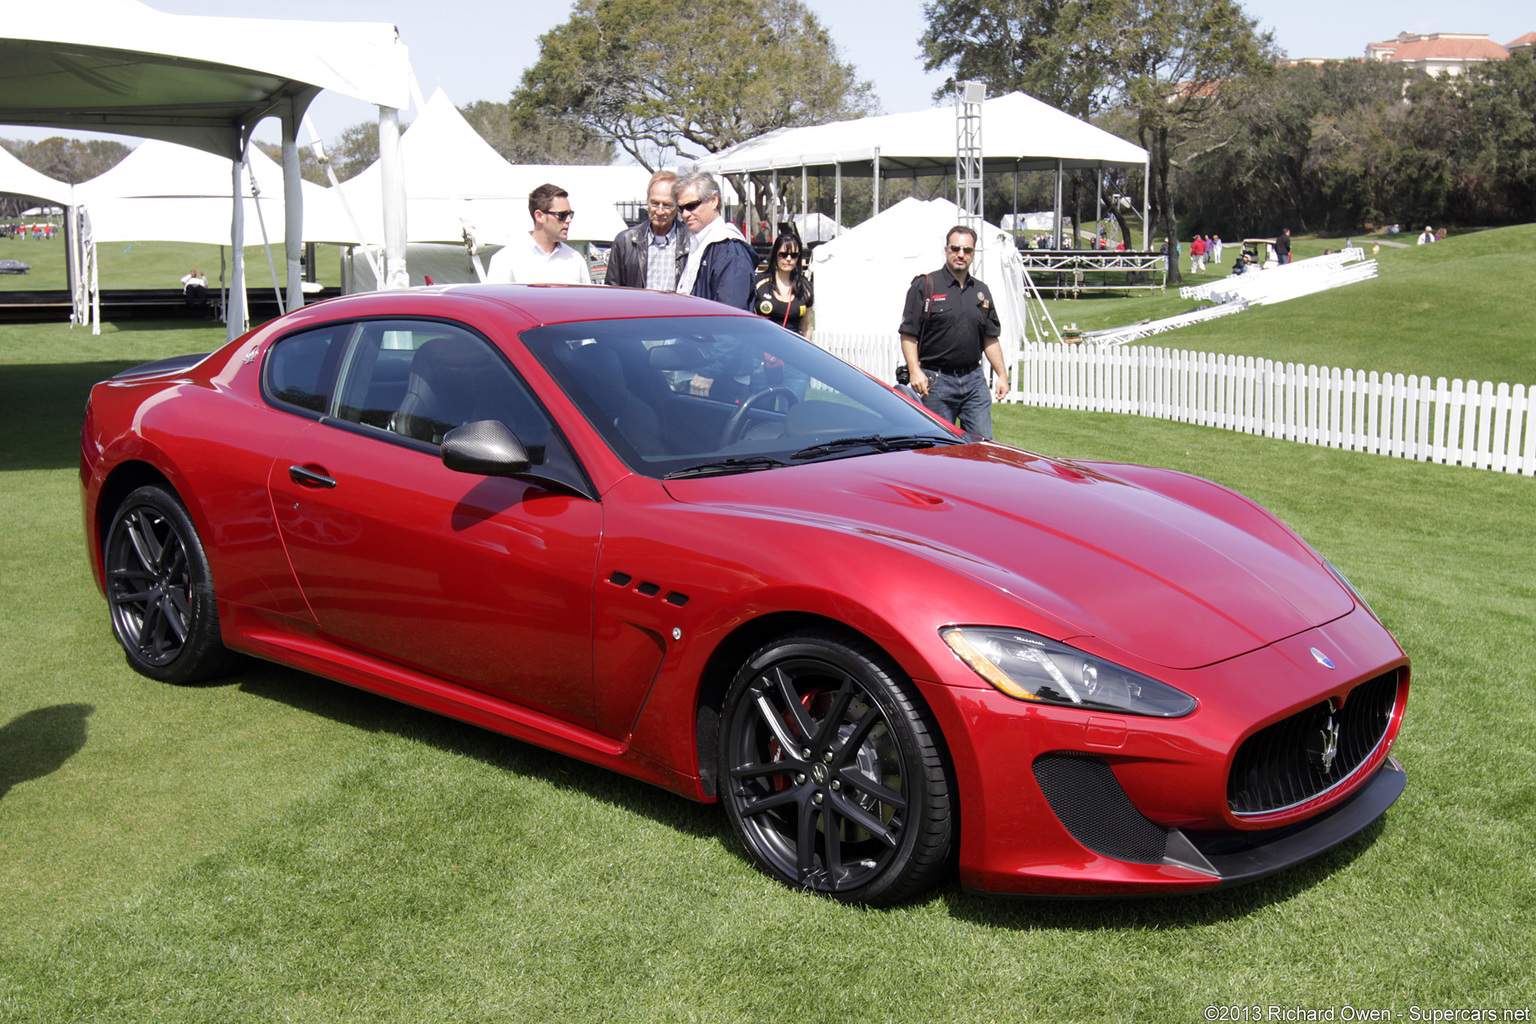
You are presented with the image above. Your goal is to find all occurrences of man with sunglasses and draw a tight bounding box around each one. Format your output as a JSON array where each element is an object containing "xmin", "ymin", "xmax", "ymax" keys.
[
  {"xmin": 672, "ymin": 171, "xmax": 759, "ymax": 397},
  {"xmin": 606, "ymin": 169, "xmax": 690, "ymax": 291},
  {"xmin": 898, "ymin": 225, "xmax": 1008, "ymax": 438},
  {"xmin": 486, "ymin": 182, "xmax": 591, "ymax": 284}
]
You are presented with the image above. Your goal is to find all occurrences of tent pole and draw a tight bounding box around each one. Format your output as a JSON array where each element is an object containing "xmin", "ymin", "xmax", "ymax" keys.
[
  {"xmin": 1095, "ymin": 165, "xmax": 1102, "ymax": 246},
  {"xmin": 872, "ymin": 147, "xmax": 881, "ymax": 218},
  {"xmin": 1012, "ymin": 165, "xmax": 1018, "ymax": 239},
  {"xmin": 801, "ymin": 166, "xmax": 807, "ymax": 217},
  {"xmin": 379, "ymin": 105, "xmax": 409, "ymax": 289},
  {"xmin": 65, "ymin": 203, "xmax": 79, "ymax": 328},
  {"xmin": 770, "ymin": 169, "xmax": 778, "ymax": 234},
  {"xmin": 244, "ymin": 153, "xmax": 285, "ymax": 315},
  {"xmin": 1053, "ymin": 159, "xmax": 1064, "ymax": 249},
  {"xmin": 1142, "ymin": 160, "xmax": 1151, "ymax": 251},
  {"xmin": 282, "ymin": 98, "xmax": 305, "ymax": 309},
  {"xmin": 228, "ymin": 154, "xmax": 247, "ymax": 341},
  {"xmin": 89, "ymin": 217, "xmax": 99, "ymax": 336},
  {"xmin": 834, "ymin": 163, "xmax": 842, "ymax": 229}
]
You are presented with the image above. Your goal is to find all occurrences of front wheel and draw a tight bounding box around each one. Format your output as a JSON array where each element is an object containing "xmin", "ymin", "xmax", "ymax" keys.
[
  {"xmin": 104, "ymin": 485, "xmax": 236, "ymax": 684},
  {"xmin": 718, "ymin": 628, "xmax": 953, "ymax": 905}
]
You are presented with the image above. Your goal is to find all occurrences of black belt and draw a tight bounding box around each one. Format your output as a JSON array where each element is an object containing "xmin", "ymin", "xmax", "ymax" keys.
[{"xmin": 921, "ymin": 364, "xmax": 981, "ymax": 376}]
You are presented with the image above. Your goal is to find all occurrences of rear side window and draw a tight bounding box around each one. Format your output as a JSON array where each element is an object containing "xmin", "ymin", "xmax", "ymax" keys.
[
  {"xmin": 333, "ymin": 320, "xmax": 553, "ymax": 454},
  {"xmin": 263, "ymin": 324, "xmax": 354, "ymax": 414}
]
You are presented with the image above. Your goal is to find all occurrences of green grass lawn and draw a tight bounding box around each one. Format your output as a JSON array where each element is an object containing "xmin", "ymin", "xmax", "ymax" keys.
[
  {"xmin": 0, "ymin": 235, "xmax": 346, "ymax": 291},
  {"xmin": 1, "ymin": 273, "xmax": 1533, "ymax": 1019},
  {"xmin": 1044, "ymin": 224, "xmax": 1536, "ymax": 386}
]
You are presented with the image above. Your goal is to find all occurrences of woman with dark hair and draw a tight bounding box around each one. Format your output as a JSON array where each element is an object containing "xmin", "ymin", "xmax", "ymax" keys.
[
  {"xmin": 750, "ymin": 224, "xmax": 814, "ymax": 399},
  {"xmin": 753, "ymin": 225, "xmax": 814, "ymax": 342}
]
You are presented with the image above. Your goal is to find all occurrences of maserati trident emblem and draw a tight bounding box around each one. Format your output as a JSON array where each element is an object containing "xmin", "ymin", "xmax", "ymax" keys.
[
  {"xmin": 1309, "ymin": 708, "xmax": 1342, "ymax": 774},
  {"xmin": 1311, "ymin": 647, "xmax": 1336, "ymax": 670}
]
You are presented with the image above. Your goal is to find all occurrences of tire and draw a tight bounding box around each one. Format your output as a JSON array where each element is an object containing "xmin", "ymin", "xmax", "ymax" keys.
[
  {"xmin": 104, "ymin": 485, "xmax": 236, "ymax": 685},
  {"xmin": 718, "ymin": 627, "xmax": 953, "ymax": 905}
]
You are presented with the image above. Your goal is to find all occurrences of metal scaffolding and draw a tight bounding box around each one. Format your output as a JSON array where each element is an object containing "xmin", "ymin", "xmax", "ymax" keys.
[{"xmin": 954, "ymin": 81, "xmax": 985, "ymax": 234}]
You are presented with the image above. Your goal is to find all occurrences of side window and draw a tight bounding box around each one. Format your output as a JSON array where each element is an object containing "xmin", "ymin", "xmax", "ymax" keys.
[
  {"xmin": 263, "ymin": 324, "xmax": 353, "ymax": 414},
  {"xmin": 333, "ymin": 321, "xmax": 575, "ymax": 477}
]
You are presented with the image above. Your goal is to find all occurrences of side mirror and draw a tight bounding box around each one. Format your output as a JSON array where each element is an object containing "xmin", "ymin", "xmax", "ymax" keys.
[{"xmin": 440, "ymin": 420, "xmax": 531, "ymax": 477}]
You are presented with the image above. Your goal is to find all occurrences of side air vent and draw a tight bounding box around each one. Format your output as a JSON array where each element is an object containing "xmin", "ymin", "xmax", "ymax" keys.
[{"xmin": 1033, "ymin": 753, "xmax": 1170, "ymax": 863}]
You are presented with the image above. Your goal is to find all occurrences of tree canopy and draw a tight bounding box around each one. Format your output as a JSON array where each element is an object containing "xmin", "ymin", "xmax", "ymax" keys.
[
  {"xmin": 920, "ymin": 0, "xmax": 1274, "ymax": 278},
  {"xmin": 513, "ymin": 0, "xmax": 876, "ymax": 168},
  {"xmin": 920, "ymin": 0, "xmax": 1103, "ymax": 116},
  {"xmin": 457, "ymin": 101, "xmax": 614, "ymax": 166}
]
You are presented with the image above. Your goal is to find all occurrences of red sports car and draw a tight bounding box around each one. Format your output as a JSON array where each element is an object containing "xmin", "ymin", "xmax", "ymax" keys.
[{"xmin": 81, "ymin": 284, "xmax": 1408, "ymax": 904}]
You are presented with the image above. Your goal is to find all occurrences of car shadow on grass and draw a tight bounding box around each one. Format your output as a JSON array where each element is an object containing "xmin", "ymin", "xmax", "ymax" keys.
[
  {"xmin": 0, "ymin": 703, "xmax": 94, "ymax": 801},
  {"xmin": 216, "ymin": 657, "xmax": 1390, "ymax": 924},
  {"xmin": 228, "ymin": 659, "xmax": 728, "ymax": 845}
]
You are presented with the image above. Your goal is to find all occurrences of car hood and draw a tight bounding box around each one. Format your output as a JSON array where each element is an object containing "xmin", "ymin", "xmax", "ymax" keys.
[{"xmin": 663, "ymin": 444, "xmax": 1353, "ymax": 670}]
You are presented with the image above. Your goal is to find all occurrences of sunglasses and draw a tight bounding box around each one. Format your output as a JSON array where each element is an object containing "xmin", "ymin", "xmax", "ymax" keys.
[
  {"xmin": 948, "ymin": 245, "xmax": 975, "ymax": 255},
  {"xmin": 678, "ymin": 198, "xmax": 710, "ymax": 213},
  {"xmin": 543, "ymin": 209, "xmax": 575, "ymax": 222},
  {"xmin": 778, "ymin": 250, "xmax": 800, "ymax": 259}
]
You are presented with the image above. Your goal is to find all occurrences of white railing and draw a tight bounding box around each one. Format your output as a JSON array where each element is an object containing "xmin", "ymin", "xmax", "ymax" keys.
[
  {"xmin": 813, "ymin": 333, "xmax": 1534, "ymax": 475},
  {"xmin": 816, "ymin": 332, "xmax": 903, "ymax": 382},
  {"xmin": 1016, "ymin": 343, "xmax": 1535, "ymax": 476}
]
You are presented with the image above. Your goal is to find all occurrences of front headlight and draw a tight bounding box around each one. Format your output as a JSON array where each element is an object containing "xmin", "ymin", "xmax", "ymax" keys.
[{"xmin": 941, "ymin": 626, "xmax": 1197, "ymax": 718}]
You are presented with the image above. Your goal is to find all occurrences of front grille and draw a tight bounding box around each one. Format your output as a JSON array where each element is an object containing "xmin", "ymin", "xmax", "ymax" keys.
[
  {"xmin": 1034, "ymin": 753, "xmax": 1169, "ymax": 863},
  {"xmin": 1228, "ymin": 669, "xmax": 1400, "ymax": 815}
]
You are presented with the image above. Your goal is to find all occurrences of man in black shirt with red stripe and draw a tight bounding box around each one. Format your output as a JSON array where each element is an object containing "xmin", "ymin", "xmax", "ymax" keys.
[{"xmin": 899, "ymin": 225, "xmax": 1008, "ymax": 437}]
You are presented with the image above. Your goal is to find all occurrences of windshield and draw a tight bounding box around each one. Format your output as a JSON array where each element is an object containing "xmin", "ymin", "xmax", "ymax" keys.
[{"xmin": 521, "ymin": 316, "xmax": 959, "ymax": 479}]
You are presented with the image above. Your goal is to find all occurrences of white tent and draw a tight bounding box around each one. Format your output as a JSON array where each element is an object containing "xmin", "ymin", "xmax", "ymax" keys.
[
  {"xmin": 2, "ymin": 0, "xmax": 410, "ymax": 160},
  {"xmin": 336, "ymin": 89, "xmax": 640, "ymax": 249},
  {"xmin": 704, "ymin": 92, "xmax": 1147, "ymax": 176},
  {"xmin": 67, "ymin": 140, "xmax": 355, "ymax": 327},
  {"xmin": 811, "ymin": 197, "xmax": 1029, "ymax": 371},
  {"xmin": 698, "ymin": 91, "xmax": 1150, "ymax": 249},
  {"xmin": 75, "ymin": 140, "xmax": 350, "ymax": 245},
  {"xmin": 793, "ymin": 212, "xmax": 843, "ymax": 243},
  {"xmin": 2, "ymin": 0, "xmax": 415, "ymax": 333}
]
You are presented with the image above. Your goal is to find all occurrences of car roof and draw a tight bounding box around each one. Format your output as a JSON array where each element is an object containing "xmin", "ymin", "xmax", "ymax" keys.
[{"xmin": 297, "ymin": 283, "xmax": 754, "ymax": 332}]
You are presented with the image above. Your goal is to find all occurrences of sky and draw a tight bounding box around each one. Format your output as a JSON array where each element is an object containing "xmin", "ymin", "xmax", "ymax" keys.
[{"xmin": 5, "ymin": 0, "xmax": 1532, "ymax": 148}]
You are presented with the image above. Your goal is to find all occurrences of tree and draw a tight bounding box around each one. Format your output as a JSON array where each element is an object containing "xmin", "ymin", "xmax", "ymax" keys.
[
  {"xmin": 323, "ymin": 121, "xmax": 381, "ymax": 183},
  {"xmin": 252, "ymin": 140, "xmax": 329, "ymax": 186},
  {"xmin": 1, "ymin": 136, "xmax": 130, "ymax": 184},
  {"xmin": 457, "ymin": 100, "xmax": 614, "ymax": 165},
  {"xmin": 920, "ymin": 0, "xmax": 1274, "ymax": 280},
  {"xmin": 919, "ymin": 0, "xmax": 1104, "ymax": 117},
  {"xmin": 513, "ymin": 0, "xmax": 876, "ymax": 169}
]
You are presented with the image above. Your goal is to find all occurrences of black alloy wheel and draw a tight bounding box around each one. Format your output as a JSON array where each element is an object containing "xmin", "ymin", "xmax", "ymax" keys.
[
  {"xmin": 719, "ymin": 628, "xmax": 953, "ymax": 905},
  {"xmin": 104, "ymin": 485, "xmax": 235, "ymax": 684}
]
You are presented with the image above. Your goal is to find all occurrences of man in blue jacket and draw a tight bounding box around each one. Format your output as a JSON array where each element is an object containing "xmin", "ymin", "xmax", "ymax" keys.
[
  {"xmin": 672, "ymin": 171, "xmax": 759, "ymax": 397},
  {"xmin": 673, "ymin": 171, "xmax": 755, "ymax": 311}
]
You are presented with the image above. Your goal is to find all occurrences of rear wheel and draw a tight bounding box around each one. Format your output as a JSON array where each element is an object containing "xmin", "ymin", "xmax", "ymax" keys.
[
  {"xmin": 718, "ymin": 628, "xmax": 953, "ymax": 905},
  {"xmin": 104, "ymin": 485, "xmax": 235, "ymax": 684}
]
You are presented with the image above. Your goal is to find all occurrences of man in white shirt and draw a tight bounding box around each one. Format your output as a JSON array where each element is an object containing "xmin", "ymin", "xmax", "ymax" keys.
[{"xmin": 486, "ymin": 183, "xmax": 592, "ymax": 284}]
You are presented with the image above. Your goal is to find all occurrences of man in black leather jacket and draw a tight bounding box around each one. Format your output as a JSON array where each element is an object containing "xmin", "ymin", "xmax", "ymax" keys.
[{"xmin": 606, "ymin": 169, "xmax": 690, "ymax": 290}]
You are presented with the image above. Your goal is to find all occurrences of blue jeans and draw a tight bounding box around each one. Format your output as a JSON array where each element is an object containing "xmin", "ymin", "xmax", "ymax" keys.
[{"xmin": 922, "ymin": 367, "xmax": 992, "ymax": 438}]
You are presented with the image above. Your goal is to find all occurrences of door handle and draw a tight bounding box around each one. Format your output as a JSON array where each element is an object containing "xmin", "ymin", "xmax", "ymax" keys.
[{"xmin": 288, "ymin": 464, "xmax": 337, "ymax": 489}]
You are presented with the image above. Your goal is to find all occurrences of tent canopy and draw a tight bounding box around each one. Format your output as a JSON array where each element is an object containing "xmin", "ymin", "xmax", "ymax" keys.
[
  {"xmin": 698, "ymin": 92, "xmax": 1147, "ymax": 177},
  {"xmin": 0, "ymin": 0, "xmax": 412, "ymax": 159},
  {"xmin": 809, "ymin": 197, "xmax": 1030, "ymax": 370},
  {"xmin": 335, "ymin": 89, "xmax": 642, "ymax": 246},
  {"xmin": 0, "ymin": 144, "xmax": 73, "ymax": 206},
  {"xmin": 73, "ymin": 139, "xmax": 352, "ymax": 245}
]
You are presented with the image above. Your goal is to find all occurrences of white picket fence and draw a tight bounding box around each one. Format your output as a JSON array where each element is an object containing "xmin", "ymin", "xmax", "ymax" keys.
[
  {"xmin": 813, "ymin": 332, "xmax": 1535, "ymax": 476},
  {"xmin": 1017, "ymin": 344, "xmax": 1535, "ymax": 475}
]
